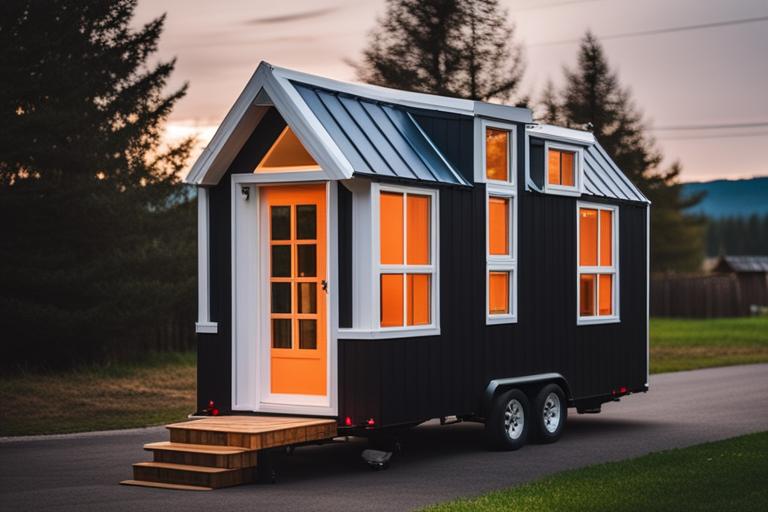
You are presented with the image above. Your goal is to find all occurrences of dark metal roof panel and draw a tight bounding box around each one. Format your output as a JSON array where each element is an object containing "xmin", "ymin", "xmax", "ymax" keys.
[
  {"xmin": 293, "ymin": 81, "xmax": 469, "ymax": 186},
  {"xmin": 582, "ymin": 143, "xmax": 649, "ymax": 203}
]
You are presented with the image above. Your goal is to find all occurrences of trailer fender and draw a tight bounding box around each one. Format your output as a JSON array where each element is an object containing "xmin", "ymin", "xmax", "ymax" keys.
[{"xmin": 482, "ymin": 373, "xmax": 571, "ymax": 417}]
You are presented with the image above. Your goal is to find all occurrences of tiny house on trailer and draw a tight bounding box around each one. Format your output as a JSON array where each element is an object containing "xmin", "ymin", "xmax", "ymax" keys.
[{"xmin": 187, "ymin": 62, "xmax": 650, "ymax": 451}]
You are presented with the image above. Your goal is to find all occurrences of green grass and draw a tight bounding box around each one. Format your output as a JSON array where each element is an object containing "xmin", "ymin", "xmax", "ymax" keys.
[
  {"xmin": 424, "ymin": 431, "xmax": 768, "ymax": 512},
  {"xmin": 650, "ymin": 316, "xmax": 768, "ymax": 373},
  {"xmin": 0, "ymin": 352, "xmax": 196, "ymax": 437}
]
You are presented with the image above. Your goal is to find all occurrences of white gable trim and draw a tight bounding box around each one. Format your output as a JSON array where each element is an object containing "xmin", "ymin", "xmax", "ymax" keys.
[{"xmin": 184, "ymin": 62, "xmax": 354, "ymax": 186}]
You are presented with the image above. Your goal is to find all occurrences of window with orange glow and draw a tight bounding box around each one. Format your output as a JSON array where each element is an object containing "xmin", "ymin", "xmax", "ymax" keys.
[
  {"xmin": 378, "ymin": 188, "xmax": 434, "ymax": 329},
  {"xmin": 489, "ymin": 272, "xmax": 509, "ymax": 314},
  {"xmin": 488, "ymin": 197, "xmax": 509, "ymax": 256},
  {"xmin": 578, "ymin": 204, "xmax": 618, "ymax": 322},
  {"xmin": 547, "ymin": 148, "xmax": 576, "ymax": 187},
  {"xmin": 256, "ymin": 126, "xmax": 320, "ymax": 171},
  {"xmin": 485, "ymin": 128, "xmax": 509, "ymax": 181}
]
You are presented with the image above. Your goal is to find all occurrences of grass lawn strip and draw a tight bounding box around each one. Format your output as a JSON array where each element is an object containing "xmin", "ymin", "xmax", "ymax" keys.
[
  {"xmin": 423, "ymin": 431, "xmax": 768, "ymax": 512},
  {"xmin": 0, "ymin": 352, "xmax": 195, "ymax": 437}
]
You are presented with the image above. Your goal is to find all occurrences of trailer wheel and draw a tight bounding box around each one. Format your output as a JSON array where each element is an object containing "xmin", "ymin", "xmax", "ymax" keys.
[
  {"xmin": 485, "ymin": 389, "xmax": 529, "ymax": 451},
  {"xmin": 532, "ymin": 383, "xmax": 567, "ymax": 443}
]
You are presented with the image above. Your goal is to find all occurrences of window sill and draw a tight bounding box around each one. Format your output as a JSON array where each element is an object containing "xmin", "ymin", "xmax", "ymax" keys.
[
  {"xmin": 544, "ymin": 184, "xmax": 581, "ymax": 197},
  {"xmin": 337, "ymin": 326, "xmax": 440, "ymax": 339},
  {"xmin": 195, "ymin": 321, "xmax": 218, "ymax": 334},
  {"xmin": 487, "ymin": 315, "xmax": 517, "ymax": 325},
  {"xmin": 577, "ymin": 316, "xmax": 620, "ymax": 326}
]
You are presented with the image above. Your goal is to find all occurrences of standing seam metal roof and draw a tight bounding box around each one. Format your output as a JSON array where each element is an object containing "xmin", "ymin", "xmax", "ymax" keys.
[{"xmin": 292, "ymin": 81, "xmax": 469, "ymax": 186}]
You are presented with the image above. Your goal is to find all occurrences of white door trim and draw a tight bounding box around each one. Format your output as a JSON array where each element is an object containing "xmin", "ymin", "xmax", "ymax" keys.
[{"xmin": 231, "ymin": 176, "xmax": 338, "ymax": 417}]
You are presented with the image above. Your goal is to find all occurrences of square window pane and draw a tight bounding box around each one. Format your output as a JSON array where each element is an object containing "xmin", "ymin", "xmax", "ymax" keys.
[
  {"xmin": 298, "ymin": 282, "xmax": 317, "ymax": 314},
  {"xmin": 380, "ymin": 274, "xmax": 404, "ymax": 327},
  {"xmin": 561, "ymin": 151, "xmax": 575, "ymax": 186},
  {"xmin": 271, "ymin": 282, "xmax": 291, "ymax": 313},
  {"xmin": 296, "ymin": 204, "xmax": 316, "ymax": 240},
  {"xmin": 406, "ymin": 274, "xmax": 431, "ymax": 325},
  {"xmin": 579, "ymin": 208, "xmax": 598, "ymax": 266},
  {"xmin": 488, "ymin": 196, "xmax": 509, "ymax": 255},
  {"xmin": 299, "ymin": 319, "xmax": 317, "ymax": 349},
  {"xmin": 580, "ymin": 274, "xmax": 596, "ymax": 317},
  {"xmin": 297, "ymin": 244, "xmax": 316, "ymax": 277},
  {"xmin": 271, "ymin": 245, "xmax": 291, "ymax": 277},
  {"xmin": 599, "ymin": 274, "xmax": 613, "ymax": 316},
  {"xmin": 489, "ymin": 271, "xmax": 510, "ymax": 315},
  {"xmin": 380, "ymin": 192, "xmax": 404, "ymax": 265},
  {"xmin": 600, "ymin": 210, "xmax": 613, "ymax": 266},
  {"xmin": 486, "ymin": 128, "xmax": 509, "ymax": 181},
  {"xmin": 272, "ymin": 319, "xmax": 292, "ymax": 349},
  {"xmin": 271, "ymin": 206, "xmax": 290, "ymax": 240},
  {"xmin": 406, "ymin": 194, "xmax": 430, "ymax": 265},
  {"xmin": 548, "ymin": 149, "xmax": 561, "ymax": 185}
]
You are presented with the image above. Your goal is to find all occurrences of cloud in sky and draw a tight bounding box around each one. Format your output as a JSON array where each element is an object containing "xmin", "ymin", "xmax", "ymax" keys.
[{"xmin": 244, "ymin": 6, "xmax": 341, "ymax": 25}]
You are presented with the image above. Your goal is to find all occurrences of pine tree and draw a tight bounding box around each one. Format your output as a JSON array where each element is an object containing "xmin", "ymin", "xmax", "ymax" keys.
[
  {"xmin": 554, "ymin": 32, "xmax": 705, "ymax": 272},
  {"xmin": 355, "ymin": 0, "xmax": 525, "ymax": 103},
  {"xmin": 0, "ymin": 0, "xmax": 195, "ymax": 368}
]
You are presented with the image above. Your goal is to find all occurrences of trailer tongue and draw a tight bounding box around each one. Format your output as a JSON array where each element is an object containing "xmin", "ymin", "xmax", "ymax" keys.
[{"xmin": 121, "ymin": 416, "xmax": 337, "ymax": 490}]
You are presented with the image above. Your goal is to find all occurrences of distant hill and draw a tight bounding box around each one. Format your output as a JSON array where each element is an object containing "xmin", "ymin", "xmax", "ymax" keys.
[{"xmin": 682, "ymin": 177, "xmax": 768, "ymax": 218}]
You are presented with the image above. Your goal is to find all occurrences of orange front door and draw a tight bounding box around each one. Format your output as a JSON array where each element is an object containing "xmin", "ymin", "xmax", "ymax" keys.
[{"xmin": 262, "ymin": 184, "xmax": 327, "ymax": 396}]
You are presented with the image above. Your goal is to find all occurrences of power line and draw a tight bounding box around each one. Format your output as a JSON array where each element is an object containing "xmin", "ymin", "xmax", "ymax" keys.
[
  {"xmin": 651, "ymin": 121, "xmax": 768, "ymax": 131},
  {"xmin": 510, "ymin": 0, "xmax": 605, "ymax": 12},
  {"xmin": 529, "ymin": 14, "xmax": 768, "ymax": 47},
  {"xmin": 656, "ymin": 130, "xmax": 768, "ymax": 141}
]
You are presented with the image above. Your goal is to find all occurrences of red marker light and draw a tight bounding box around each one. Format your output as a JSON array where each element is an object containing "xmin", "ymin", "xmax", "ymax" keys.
[
  {"xmin": 367, "ymin": 418, "xmax": 375, "ymax": 426},
  {"xmin": 344, "ymin": 416, "xmax": 352, "ymax": 426},
  {"xmin": 211, "ymin": 408, "xmax": 220, "ymax": 416},
  {"xmin": 619, "ymin": 386, "xmax": 628, "ymax": 394}
]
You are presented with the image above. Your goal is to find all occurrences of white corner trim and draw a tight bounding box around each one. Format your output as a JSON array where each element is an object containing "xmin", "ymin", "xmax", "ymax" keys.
[
  {"xmin": 543, "ymin": 140, "xmax": 585, "ymax": 197},
  {"xmin": 195, "ymin": 188, "xmax": 216, "ymax": 334},
  {"xmin": 195, "ymin": 322, "xmax": 218, "ymax": 334}
]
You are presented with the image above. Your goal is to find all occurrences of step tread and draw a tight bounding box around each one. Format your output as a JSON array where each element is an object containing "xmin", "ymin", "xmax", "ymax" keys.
[
  {"xmin": 133, "ymin": 461, "xmax": 235, "ymax": 474},
  {"xmin": 143, "ymin": 441, "xmax": 253, "ymax": 455},
  {"xmin": 120, "ymin": 479, "xmax": 213, "ymax": 491}
]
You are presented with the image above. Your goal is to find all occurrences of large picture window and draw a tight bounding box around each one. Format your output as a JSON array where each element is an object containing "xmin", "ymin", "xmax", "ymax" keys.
[
  {"xmin": 578, "ymin": 203, "xmax": 619, "ymax": 324},
  {"xmin": 377, "ymin": 186, "xmax": 438, "ymax": 331},
  {"xmin": 483, "ymin": 120, "xmax": 517, "ymax": 324}
]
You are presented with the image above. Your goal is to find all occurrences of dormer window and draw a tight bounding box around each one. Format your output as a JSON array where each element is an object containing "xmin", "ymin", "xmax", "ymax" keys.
[
  {"xmin": 485, "ymin": 128, "xmax": 510, "ymax": 182},
  {"xmin": 544, "ymin": 141, "xmax": 582, "ymax": 195}
]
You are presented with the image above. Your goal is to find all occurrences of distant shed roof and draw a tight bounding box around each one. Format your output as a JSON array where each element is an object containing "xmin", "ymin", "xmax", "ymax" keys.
[
  {"xmin": 293, "ymin": 81, "xmax": 469, "ymax": 186},
  {"xmin": 714, "ymin": 255, "xmax": 768, "ymax": 273}
]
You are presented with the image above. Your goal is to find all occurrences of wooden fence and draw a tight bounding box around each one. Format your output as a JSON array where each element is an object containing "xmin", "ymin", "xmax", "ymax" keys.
[{"xmin": 651, "ymin": 273, "xmax": 747, "ymax": 318}]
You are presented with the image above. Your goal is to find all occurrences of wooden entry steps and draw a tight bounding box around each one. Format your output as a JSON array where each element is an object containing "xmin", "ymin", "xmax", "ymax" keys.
[{"xmin": 121, "ymin": 415, "xmax": 337, "ymax": 490}]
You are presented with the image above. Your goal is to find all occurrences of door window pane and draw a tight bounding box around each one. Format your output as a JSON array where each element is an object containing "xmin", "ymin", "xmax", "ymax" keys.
[
  {"xmin": 297, "ymin": 244, "xmax": 316, "ymax": 277},
  {"xmin": 297, "ymin": 282, "xmax": 317, "ymax": 314},
  {"xmin": 579, "ymin": 208, "xmax": 598, "ymax": 266},
  {"xmin": 271, "ymin": 282, "xmax": 291, "ymax": 313},
  {"xmin": 488, "ymin": 197, "xmax": 509, "ymax": 256},
  {"xmin": 380, "ymin": 274, "xmax": 404, "ymax": 327},
  {"xmin": 299, "ymin": 319, "xmax": 317, "ymax": 349},
  {"xmin": 271, "ymin": 245, "xmax": 291, "ymax": 277},
  {"xmin": 599, "ymin": 274, "xmax": 613, "ymax": 316},
  {"xmin": 272, "ymin": 319, "xmax": 292, "ymax": 348},
  {"xmin": 486, "ymin": 128, "xmax": 509, "ymax": 181},
  {"xmin": 406, "ymin": 274, "xmax": 430, "ymax": 325},
  {"xmin": 380, "ymin": 192, "xmax": 404, "ymax": 264},
  {"xmin": 579, "ymin": 274, "xmax": 596, "ymax": 316},
  {"xmin": 600, "ymin": 210, "xmax": 613, "ymax": 266},
  {"xmin": 271, "ymin": 206, "xmax": 290, "ymax": 240},
  {"xmin": 406, "ymin": 194, "xmax": 430, "ymax": 265},
  {"xmin": 489, "ymin": 271, "xmax": 510, "ymax": 315},
  {"xmin": 296, "ymin": 204, "xmax": 317, "ymax": 240}
]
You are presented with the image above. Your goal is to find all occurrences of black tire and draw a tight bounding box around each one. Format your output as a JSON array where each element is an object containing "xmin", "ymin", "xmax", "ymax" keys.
[
  {"xmin": 485, "ymin": 389, "xmax": 530, "ymax": 451},
  {"xmin": 531, "ymin": 383, "xmax": 567, "ymax": 444}
]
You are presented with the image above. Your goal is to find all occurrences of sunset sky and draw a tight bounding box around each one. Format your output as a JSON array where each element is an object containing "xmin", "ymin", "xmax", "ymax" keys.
[{"xmin": 135, "ymin": 0, "xmax": 768, "ymax": 182}]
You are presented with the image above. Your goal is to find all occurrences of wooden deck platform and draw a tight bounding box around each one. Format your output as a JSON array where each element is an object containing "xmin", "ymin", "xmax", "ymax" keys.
[{"xmin": 121, "ymin": 415, "xmax": 337, "ymax": 490}]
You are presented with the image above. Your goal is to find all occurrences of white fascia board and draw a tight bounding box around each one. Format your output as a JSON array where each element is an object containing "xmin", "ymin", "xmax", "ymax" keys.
[
  {"xmin": 526, "ymin": 124, "xmax": 595, "ymax": 145},
  {"xmin": 474, "ymin": 102, "xmax": 532, "ymax": 124}
]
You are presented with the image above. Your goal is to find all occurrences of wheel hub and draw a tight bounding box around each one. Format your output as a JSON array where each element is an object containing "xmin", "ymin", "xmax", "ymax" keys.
[{"xmin": 503, "ymin": 399, "xmax": 525, "ymax": 440}]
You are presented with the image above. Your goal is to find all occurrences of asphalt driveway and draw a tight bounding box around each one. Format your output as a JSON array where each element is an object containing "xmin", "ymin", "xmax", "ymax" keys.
[{"xmin": 2, "ymin": 363, "xmax": 767, "ymax": 511}]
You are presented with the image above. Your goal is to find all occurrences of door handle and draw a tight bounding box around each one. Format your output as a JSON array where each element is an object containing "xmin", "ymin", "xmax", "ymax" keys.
[{"xmin": 321, "ymin": 280, "xmax": 328, "ymax": 293}]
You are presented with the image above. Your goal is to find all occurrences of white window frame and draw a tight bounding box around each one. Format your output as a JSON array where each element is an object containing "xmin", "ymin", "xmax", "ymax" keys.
[
  {"xmin": 363, "ymin": 182, "xmax": 441, "ymax": 338},
  {"xmin": 477, "ymin": 119, "xmax": 517, "ymax": 185},
  {"xmin": 486, "ymin": 185, "xmax": 517, "ymax": 324},
  {"xmin": 544, "ymin": 141, "xmax": 584, "ymax": 197},
  {"xmin": 577, "ymin": 201, "xmax": 620, "ymax": 325}
]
